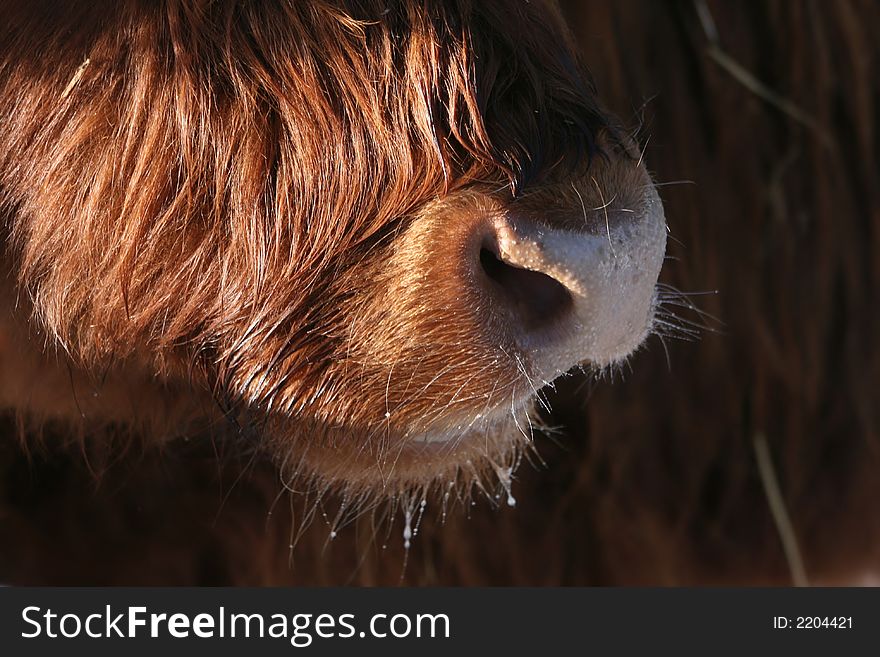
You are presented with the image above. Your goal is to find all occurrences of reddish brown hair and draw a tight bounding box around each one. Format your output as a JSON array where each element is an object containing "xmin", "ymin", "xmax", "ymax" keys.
[
  {"xmin": 2, "ymin": 1, "xmax": 876, "ymax": 586},
  {"xmin": 1, "ymin": 0, "xmax": 633, "ymax": 493}
]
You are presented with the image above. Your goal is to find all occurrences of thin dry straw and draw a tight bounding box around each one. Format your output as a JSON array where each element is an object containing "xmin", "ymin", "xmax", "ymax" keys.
[
  {"xmin": 693, "ymin": 0, "xmax": 834, "ymax": 149},
  {"xmin": 753, "ymin": 433, "xmax": 809, "ymax": 587}
]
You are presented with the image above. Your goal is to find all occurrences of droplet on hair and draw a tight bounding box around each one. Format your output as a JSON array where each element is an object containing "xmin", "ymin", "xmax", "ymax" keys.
[
  {"xmin": 413, "ymin": 499, "xmax": 427, "ymax": 537},
  {"xmin": 402, "ymin": 509, "xmax": 413, "ymax": 550},
  {"xmin": 496, "ymin": 465, "xmax": 517, "ymax": 508}
]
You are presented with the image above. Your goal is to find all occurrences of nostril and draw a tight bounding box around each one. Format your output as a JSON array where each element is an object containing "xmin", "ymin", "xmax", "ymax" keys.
[{"xmin": 479, "ymin": 245, "xmax": 573, "ymax": 331}]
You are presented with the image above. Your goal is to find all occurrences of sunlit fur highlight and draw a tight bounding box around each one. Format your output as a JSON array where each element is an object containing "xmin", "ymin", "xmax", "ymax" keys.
[{"xmin": 0, "ymin": 0, "xmax": 656, "ymax": 504}]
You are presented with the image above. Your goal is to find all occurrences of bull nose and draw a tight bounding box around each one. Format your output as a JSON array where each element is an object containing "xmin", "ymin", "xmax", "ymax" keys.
[{"xmin": 474, "ymin": 190, "xmax": 666, "ymax": 379}]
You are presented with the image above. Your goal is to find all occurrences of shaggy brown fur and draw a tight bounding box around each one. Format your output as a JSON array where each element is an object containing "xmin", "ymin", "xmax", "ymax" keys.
[
  {"xmin": 0, "ymin": 0, "xmax": 647, "ymax": 493},
  {"xmin": 1, "ymin": 0, "xmax": 879, "ymax": 585},
  {"xmin": 0, "ymin": 0, "xmax": 657, "ymax": 582}
]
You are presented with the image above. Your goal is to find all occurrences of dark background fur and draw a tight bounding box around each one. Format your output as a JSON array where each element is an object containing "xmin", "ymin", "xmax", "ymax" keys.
[{"xmin": 1, "ymin": 0, "xmax": 878, "ymax": 584}]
